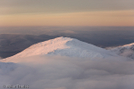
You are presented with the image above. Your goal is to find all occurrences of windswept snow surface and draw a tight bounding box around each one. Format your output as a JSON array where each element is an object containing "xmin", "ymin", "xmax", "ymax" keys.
[
  {"xmin": 0, "ymin": 37, "xmax": 134, "ymax": 89},
  {"xmin": 2, "ymin": 37, "xmax": 123, "ymax": 63},
  {"xmin": 108, "ymin": 43, "xmax": 134, "ymax": 59}
]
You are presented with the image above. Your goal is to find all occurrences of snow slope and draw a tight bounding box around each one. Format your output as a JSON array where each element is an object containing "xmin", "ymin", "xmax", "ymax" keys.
[
  {"xmin": 4, "ymin": 37, "xmax": 117, "ymax": 58},
  {"xmin": 108, "ymin": 43, "xmax": 134, "ymax": 59}
]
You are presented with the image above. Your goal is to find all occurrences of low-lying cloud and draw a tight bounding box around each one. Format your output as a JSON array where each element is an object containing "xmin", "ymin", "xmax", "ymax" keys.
[{"xmin": 0, "ymin": 56, "xmax": 134, "ymax": 89}]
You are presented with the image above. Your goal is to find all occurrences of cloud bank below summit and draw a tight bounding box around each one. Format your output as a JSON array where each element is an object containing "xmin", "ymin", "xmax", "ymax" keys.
[{"xmin": 0, "ymin": 56, "xmax": 134, "ymax": 89}]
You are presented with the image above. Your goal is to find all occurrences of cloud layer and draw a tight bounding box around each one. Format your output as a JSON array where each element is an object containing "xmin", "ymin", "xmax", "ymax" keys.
[{"xmin": 0, "ymin": 55, "xmax": 134, "ymax": 89}]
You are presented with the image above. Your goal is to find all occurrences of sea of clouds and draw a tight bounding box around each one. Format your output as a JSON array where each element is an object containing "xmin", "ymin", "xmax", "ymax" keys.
[{"xmin": 0, "ymin": 55, "xmax": 134, "ymax": 89}]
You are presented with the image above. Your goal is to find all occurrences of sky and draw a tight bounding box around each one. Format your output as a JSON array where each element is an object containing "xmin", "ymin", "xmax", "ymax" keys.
[{"xmin": 0, "ymin": 0, "xmax": 134, "ymax": 26}]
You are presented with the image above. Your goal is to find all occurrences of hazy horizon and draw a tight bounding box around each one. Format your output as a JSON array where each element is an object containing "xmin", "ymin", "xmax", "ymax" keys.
[
  {"xmin": 0, "ymin": 26, "xmax": 134, "ymax": 35},
  {"xmin": 0, "ymin": 26, "xmax": 134, "ymax": 47}
]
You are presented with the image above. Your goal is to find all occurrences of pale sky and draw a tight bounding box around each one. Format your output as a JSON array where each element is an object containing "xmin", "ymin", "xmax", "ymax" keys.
[{"xmin": 0, "ymin": 0, "xmax": 134, "ymax": 26}]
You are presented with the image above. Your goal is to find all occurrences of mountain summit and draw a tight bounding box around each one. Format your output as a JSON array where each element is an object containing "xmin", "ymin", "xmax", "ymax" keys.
[{"xmin": 3, "ymin": 37, "xmax": 117, "ymax": 59}]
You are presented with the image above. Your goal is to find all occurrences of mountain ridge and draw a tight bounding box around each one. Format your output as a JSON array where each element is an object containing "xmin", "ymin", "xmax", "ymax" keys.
[
  {"xmin": 108, "ymin": 43, "xmax": 134, "ymax": 59},
  {"xmin": 1, "ymin": 37, "xmax": 121, "ymax": 63}
]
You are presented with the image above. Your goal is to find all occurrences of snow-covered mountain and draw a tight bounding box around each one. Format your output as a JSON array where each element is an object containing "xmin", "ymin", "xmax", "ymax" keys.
[
  {"xmin": 108, "ymin": 43, "xmax": 134, "ymax": 59},
  {"xmin": 0, "ymin": 37, "xmax": 134, "ymax": 89},
  {"xmin": 1, "ymin": 37, "xmax": 124, "ymax": 63},
  {"xmin": 12, "ymin": 37, "xmax": 117, "ymax": 58}
]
